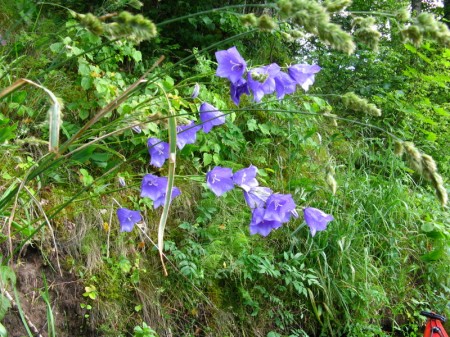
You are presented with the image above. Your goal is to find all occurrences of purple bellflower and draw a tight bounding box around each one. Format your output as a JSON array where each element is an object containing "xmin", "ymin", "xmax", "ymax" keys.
[
  {"xmin": 274, "ymin": 71, "xmax": 297, "ymax": 99},
  {"xmin": 249, "ymin": 207, "xmax": 283, "ymax": 237},
  {"xmin": 153, "ymin": 186, "xmax": 181, "ymax": 209},
  {"xmin": 176, "ymin": 121, "xmax": 201, "ymax": 150},
  {"xmin": 131, "ymin": 125, "xmax": 142, "ymax": 133},
  {"xmin": 233, "ymin": 165, "xmax": 259, "ymax": 192},
  {"xmin": 215, "ymin": 46, "xmax": 247, "ymax": 84},
  {"xmin": 191, "ymin": 83, "xmax": 200, "ymax": 99},
  {"xmin": 118, "ymin": 176, "xmax": 126, "ymax": 187},
  {"xmin": 288, "ymin": 64, "xmax": 321, "ymax": 91},
  {"xmin": 147, "ymin": 138, "xmax": 169, "ymax": 167},
  {"xmin": 230, "ymin": 78, "xmax": 250, "ymax": 106},
  {"xmin": 206, "ymin": 166, "xmax": 235, "ymax": 196},
  {"xmin": 199, "ymin": 102, "xmax": 226, "ymax": 133},
  {"xmin": 247, "ymin": 63, "xmax": 281, "ymax": 102},
  {"xmin": 244, "ymin": 186, "xmax": 273, "ymax": 209},
  {"xmin": 264, "ymin": 193, "xmax": 299, "ymax": 223},
  {"xmin": 303, "ymin": 207, "xmax": 334, "ymax": 237},
  {"xmin": 141, "ymin": 174, "xmax": 165, "ymax": 200},
  {"xmin": 141, "ymin": 174, "xmax": 181, "ymax": 209},
  {"xmin": 117, "ymin": 208, "xmax": 142, "ymax": 232}
]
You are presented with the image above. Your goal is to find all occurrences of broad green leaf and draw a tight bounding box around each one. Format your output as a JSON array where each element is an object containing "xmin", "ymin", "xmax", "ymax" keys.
[
  {"xmin": 247, "ymin": 118, "xmax": 258, "ymax": 131},
  {"xmin": 203, "ymin": 153, "xmax": 212, "ymax": 166},
  {"xmin": 132, "ymin": 50, "xmax": 142, "ymax": 62}
]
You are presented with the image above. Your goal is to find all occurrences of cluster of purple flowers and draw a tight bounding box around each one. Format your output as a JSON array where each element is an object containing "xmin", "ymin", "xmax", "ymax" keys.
[
  {"xmin": 206, "ymin": 165, "xmax": 333, "ymax": 237},
  {"xmin": 147, "ymin": 102, "xmax": 225, "ymax": 168},
  {"xmin": 117, "ymin": 96, "xmax": 226, "ymax": 231},
  {"xmin": 215, "ymin": 46, "xmax": 321, "ymax": 105},
  {"xmin": 117, "ymin": 172, "xmax": 182, "ymax": 232},
  {"xmin": 117, "ymin": 45, "xmax": 334, "ymax": 238}
]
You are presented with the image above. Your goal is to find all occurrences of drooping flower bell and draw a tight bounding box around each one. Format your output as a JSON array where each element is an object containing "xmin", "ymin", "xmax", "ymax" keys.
[
  {"xmin": 199, "ymin": 102, "xmax": 226, "ymax": 133},
  {"xmin": 249, "ymin": 207, "xmax": 283, "ymax": 237},
  {"xmin": 247, "ymin": 63, "xmax": 281, "ymax": 102},
  {"xmin": 117, "ymin": 208, "xmax": 142, "ymax": 232},
  {"xmin": 230, "ymin": 78, "xmax": 250, "ymax": 106},
  {"xmin": 140, "ymin": 174, "xmax": 181, "ymax": 209},
  {"xmin": 233, "ymin": 165, "xmax": 259, "ymax": 192},
  {"xmin": 243, "ymin": 186, "xmax": 273, "ymax": 209},
  {"xmin": 147, "ymin": 137, "xmax": 169, "ymax": 167},
  {"xmin": 288, "ymin": 64, "xmax": 321, "ymax": 91},
  {"xmin": 191, "ymin": 83, "xmax": 200, "ymax": 99},
  {"xmin": 176, "ymin": 121, "xmax": 201, "ymax": 150},
  {"xmin": 303, "ymin": 207, "xmax": 334, "ymax": 237},
  {"xmin": 215, "ymin": 46, "xmax": 247, "ymax": 84},
  {"xmin": 274, "ymin": 71, "xmax": 297, "ymax": 99},
  {"xmin": 264, "ymin": 193, "xmax": 299, "ymax": 223},
  {"xmin": 206, "ymin": 166, "xmax": 235, "ymax": 196}
]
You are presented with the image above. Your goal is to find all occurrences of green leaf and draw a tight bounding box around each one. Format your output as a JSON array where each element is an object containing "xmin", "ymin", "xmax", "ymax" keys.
[
  {"xmin": 132, "ymin": 50, "xmax": 142, "ymax": 63},
  {"xmin": 203, "ymin": 153, "xmax": 212, "ymax": 166},
  {"xmin": 79, "ymin": 168, "xmax": 94, "ymax": 186},
  {"xmin": 0, "ymin": 265, "xmax": 16, "ymax": 284},
  {"xmin": 81, "ymin": 77, "xmax": 93, "ymax": 90},
  {"xmin": 247, "ymin": 118, "xmax": 258, "ymax": 131},
  {"xmin": 11, "ymin": 90, "xmax": 27, "ymax": 104},
  {"xmin": 78, "ymin": 62, "xmax": 91, "ymax": 77},
  {"xmin": 118, "ymin": 257, "xmax": 132, "ymax": 273},
  {"xmin": 49, "ymin": 42, "xmax": 64, "ymax": 53},
  {"xmin": 0, "ymin": 119, "xmax": 17, "ymax": 143},
  {"xmin": 258, "ymin": 124, "xmax": 270, "ymax": 135},
  {"xmin": 420, "ymin": 247, "xmax": 445, "ymax": 262},
  {"xmin": 162, "ymin": 76, "xmax": 174, "ymax": 90},
  {"xmin": 78, "ymin": 109, "xmax": 89, "ymax": 120},
  {"xmin": 0, "ymin": 322, "xmax": 7, "ymax": 337},
  {"xmin": 404, "ymin": 44, "xmax": 417, "ymax": 53}
]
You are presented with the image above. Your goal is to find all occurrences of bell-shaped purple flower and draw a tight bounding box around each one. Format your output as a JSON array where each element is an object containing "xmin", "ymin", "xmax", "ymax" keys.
[
  {"xmin": 230, "ymin": 78, "xmax": 250, "ymax": 106},
  {"xmin": 117, "ymin": 208, "xmax": 142, "ymax": 232},
  {"xmin": 153, "ymin": 186, "xmax": 182, "ymax": 209},
  {"xmin": 131, "ymin": 125, "xmax": 142, "ymax": 133},
  {"xmin": 141, "ymin": 174, "xmax": 181, "ymax": 209},
  {"xmin": 274, "ymin": 71, "xmax": 297, "ymax": 99},
  {"xmin": 233, "ymin": 165, "xmax": 259, "ymax": 192},
  {"xmin": 206, "ymin": 166, "xmax": 234, "ymax": 196},
  {"xmin": 215, "ymin": 46, "xmax": 247, "ymax": 84},
  {"xmin": 249, "ymin": 207, "xmax": 282, "ymax": 236},
  {"xmin": 303, "ymin": 207, "xmax": 334, "ymax": 237},
  {"xmin": 176, "ymin": 121, "xmax": 201, "ymax": 150},
  {"xmin": 199, "ymin": 102, "xmax": 226, "ymax": 133},
  {"xmin": 288, "ymin": 64, "xmax": 321, "ymax": 91},
  {"xmin": 244, "ymin": 186, "xmax": 273, "ymax": 209},
  {"xmin": 264, "ymin": 193, "xmax": 298, "ymax": 223},
  {"xmin": 147, "ymin": 138, "xmax": 169, "ymax": 167},
  {"xmin": 118, "ymin": 176, "xmax": 126, "ymax": 187},
  {"xmin": 247, "ymin": 63, "xmax": 281, "ymax": 102},
  {"xmin": 141, "ymin": 174, "xmax": 166, "ymax": 200},
  {"xmin": 191, "ymin": 83, "xmax": 200, "ymax": 99}
]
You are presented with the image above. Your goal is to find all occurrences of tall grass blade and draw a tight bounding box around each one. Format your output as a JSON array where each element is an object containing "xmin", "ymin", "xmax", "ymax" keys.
[
  {"xmin": 0, "ymin": 78, "xmax": 61, "ymax": 152},
  {"xmin": 40, "ymin": 274, "xmax": 55, "ymax": 337},
  {"xmin": 157, "ymin": 87, "xmax": 177, "ymax": 276}
]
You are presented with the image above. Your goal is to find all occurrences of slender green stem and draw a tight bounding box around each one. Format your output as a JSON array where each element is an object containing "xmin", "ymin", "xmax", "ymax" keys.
[
  {"xmin": 348, "ymin": 11, "xmax": 396, "ymax": 17},
  {"xmin": 157, "ymin": 3, "xmax": 278, "ymax": 27}
]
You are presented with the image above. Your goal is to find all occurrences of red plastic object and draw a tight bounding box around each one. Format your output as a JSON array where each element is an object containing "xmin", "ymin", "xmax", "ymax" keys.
[{"xmin": 421, "ymin": 311, "xmax": 449, "ymax": 337}]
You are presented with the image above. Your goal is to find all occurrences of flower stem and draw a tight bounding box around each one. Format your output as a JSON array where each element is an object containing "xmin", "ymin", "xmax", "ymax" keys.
[{"xmin": 157, "ymin": 3, "xmax": 278, "ymax": 27}]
